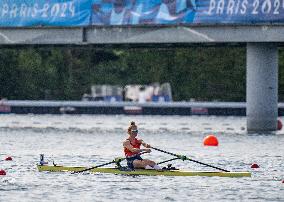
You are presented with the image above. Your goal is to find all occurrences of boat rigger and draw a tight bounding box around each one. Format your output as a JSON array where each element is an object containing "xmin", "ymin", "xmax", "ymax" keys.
[{"xmin": 37, "ymin": 165, "xmax": 251, "ymax": 178}]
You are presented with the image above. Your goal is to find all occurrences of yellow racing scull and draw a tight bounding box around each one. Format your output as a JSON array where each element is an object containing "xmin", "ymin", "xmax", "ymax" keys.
[
  {"xmin": 37, "ymin": 147, "xmax": 252, "ymax": 178},
  {"xmin": 37, "ymin": 164, "xmax": 251, "ymax": 178}
]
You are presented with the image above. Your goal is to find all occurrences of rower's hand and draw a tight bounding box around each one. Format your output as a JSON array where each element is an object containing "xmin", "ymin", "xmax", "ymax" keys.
[
  {"xmin": 144, "ymin": 148, "xmax": 151, "ymax": 153},
  {"xmin": 145, "ymin": 144, "xmax": 151, "ymax": 148}
]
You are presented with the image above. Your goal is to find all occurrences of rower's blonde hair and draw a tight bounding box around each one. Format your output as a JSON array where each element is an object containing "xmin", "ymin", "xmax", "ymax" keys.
[{"xmin": 128, "ymin": 121, "xmax": 137, "ymax": 134}]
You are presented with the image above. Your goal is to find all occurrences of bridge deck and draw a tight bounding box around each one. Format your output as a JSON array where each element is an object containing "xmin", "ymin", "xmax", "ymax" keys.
[{"xmin": 1, "ymin": 25, "xmax": 284, "ymax": 45}]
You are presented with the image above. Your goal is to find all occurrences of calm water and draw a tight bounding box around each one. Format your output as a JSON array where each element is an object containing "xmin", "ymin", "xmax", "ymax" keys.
[{"xmin": 0, "ymin": 115, "xmax": 283, "ymax": 202}]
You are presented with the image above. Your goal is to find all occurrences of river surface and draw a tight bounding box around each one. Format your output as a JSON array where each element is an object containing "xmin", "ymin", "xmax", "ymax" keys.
[{"xmin": 0, "ymin": 115, "xmax": 283, "ymax": 202}]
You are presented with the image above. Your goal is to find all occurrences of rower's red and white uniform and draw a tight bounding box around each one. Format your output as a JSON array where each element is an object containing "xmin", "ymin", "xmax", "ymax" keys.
[{"xmin": 124, "ymin": 138, "xmax": 142, "ymax": 157}]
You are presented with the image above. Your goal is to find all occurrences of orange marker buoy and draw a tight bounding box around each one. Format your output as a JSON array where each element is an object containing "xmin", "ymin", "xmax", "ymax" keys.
[
  {"xmin": 251, "ymin": 163, "xmax": 260, "ymax": 168},
  {"xmin": 203, "ymin": 135, "xmax": 219, "ymax": 146},
  {"xmin": 277, "ymin": 120, "xmax": 282, "ymax": 130},
  {"xmin": 5, "ymin": 156, "xmax": 12, "ymax": 161},
  {"xmin": 0, "ymin": 169, "xmax": 6, "ymax": 176}
]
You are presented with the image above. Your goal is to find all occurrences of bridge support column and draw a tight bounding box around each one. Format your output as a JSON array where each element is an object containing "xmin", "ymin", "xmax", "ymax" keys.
[{"xmin": 246, "ymin": 43, "xmax": 278, "ymax": 132}]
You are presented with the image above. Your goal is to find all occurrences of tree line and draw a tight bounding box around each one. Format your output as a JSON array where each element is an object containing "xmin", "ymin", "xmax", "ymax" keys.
[{"xmin": 0, "ymin": 47, "xmax": 284, "ymax": 101}]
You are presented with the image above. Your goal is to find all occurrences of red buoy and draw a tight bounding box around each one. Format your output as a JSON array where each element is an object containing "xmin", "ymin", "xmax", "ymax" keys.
[
  {"xmin": 251, "ymin": 163, "xmax": 260, "ymax": 168},
  {"xmin": 0, "ymin": 169, "xmax": 6, "ymax": 176},
  {"xmin": 5, "ymin": 156, "xmax": 12, "ymax": 161},
  {"xmin": 277, "ymin": 120, "xmax": 282, "ymax": 130},
  {"xmin": 203, "ymin": 135, "xmax": 219, "ymax": 146}
]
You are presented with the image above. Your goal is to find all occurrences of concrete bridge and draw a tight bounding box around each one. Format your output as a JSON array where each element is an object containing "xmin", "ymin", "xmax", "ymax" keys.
[{"xmin": 0, "ymin": 24, "xmax": 283, "ymax": 132}]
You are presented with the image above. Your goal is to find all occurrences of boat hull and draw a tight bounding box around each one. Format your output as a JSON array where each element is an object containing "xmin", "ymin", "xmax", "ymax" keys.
[{"xmin": 37, "ymin": 165, "xmax": 251, "ymax": 177}]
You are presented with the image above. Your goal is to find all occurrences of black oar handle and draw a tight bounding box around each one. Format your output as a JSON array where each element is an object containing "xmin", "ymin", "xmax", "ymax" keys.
[
  {"xmin": 151, "ymin": 147, "xmax": 230, "ymax": 172},
  {"xmin": 151, "ymin": 147, "xmax": 180, "ymax": 158}
]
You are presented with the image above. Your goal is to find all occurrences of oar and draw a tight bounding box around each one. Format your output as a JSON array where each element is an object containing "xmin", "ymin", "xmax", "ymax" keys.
[
  {"xmin": 73, "ymin": 152, "xmax": 147, "ymax": 174},
  {"xmin": 157, "ymin": 158, "xmax": 180, "ymax": 165},
  {"xmin": 73, "ymin": 160, "xmax": 122, "ymax": 174},
  {"xmin": 151, "ymin": 147, "xmax": 230, "ymax": 172}
]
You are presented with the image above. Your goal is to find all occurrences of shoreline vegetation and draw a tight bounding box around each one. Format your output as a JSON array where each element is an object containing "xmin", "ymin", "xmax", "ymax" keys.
[{"xmin": 1, "ymin": 47, "xmax": 284, "ymax": 101}]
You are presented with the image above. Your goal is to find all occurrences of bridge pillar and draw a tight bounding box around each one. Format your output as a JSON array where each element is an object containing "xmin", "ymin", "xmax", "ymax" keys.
[{"xmin": 246, "ymin": 43, "xmax": 278, "ymax": 132}]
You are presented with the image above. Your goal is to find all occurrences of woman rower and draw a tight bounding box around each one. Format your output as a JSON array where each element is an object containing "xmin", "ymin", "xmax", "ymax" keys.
[{"xmin": 123, "ymin": 121, "xmax": 161, "ymax": 170}]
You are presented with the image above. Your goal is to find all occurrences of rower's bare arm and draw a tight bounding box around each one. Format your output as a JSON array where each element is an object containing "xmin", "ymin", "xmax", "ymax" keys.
[
  {"xmin": 140, "ymin": 139, "xmax": 151, "ymax": 148},
  {"xmin": 123, "ymin": 140, "xmax": 151, "ymax": 153}
]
